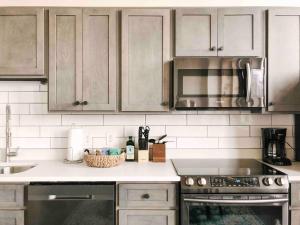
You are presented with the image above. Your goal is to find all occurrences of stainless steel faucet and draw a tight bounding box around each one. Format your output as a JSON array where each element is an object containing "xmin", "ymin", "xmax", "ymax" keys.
[{"xmin": 5, "ymin": 105, "xmax": 16, "ymax": 162}]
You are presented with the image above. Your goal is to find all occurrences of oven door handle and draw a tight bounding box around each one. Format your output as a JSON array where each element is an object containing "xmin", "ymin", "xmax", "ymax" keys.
[
  {"xmin": 48, "ymin": 195, "xmax": 95, "ymax": 200},
  {"xmin": 183, "ymin": 198, "xmax": 288, "ymax": 205},
  {"xmin": 245, "ymin": 62, "xmax": 251, "ymax": 103}
]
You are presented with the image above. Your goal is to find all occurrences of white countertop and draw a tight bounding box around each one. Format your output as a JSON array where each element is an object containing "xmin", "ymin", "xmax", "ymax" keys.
[
  {"xmin": 0, "ymin": 160, "xmax": 180, "ymax": 183},
  {"xmin": 268, "ymin": 162, "xmax": 300, "ymax": 182}
]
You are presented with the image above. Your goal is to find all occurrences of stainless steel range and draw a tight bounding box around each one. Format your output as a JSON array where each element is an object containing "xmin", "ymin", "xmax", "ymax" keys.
[{"xmin": 172, "ymin": 159, "xmax": 289, "ymax": 225}]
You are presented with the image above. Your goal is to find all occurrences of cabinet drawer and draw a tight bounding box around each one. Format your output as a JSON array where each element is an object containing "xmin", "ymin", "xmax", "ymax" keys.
[
  {"xmin": 119, "ymin": 210, "xmax": 176, "ymax": 225},
  {"xmin": 0, "ymin": 185, "xmax": 24, "ymax": 209},
  {"xmin": 0, "ymin": 210, "xmax": 24, "ymax": 225},
  {"xmin": 119, "ymin": 184, "xmax": 176, "ymax": 209}
]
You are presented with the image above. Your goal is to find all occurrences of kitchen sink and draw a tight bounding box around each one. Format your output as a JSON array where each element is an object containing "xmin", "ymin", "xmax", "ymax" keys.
[{"xmin": 0, "ymin": 165, "xmax": 36, "ymax": 174}]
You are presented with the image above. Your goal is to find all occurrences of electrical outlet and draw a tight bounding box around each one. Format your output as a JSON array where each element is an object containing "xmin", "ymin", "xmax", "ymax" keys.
[{"xmin": 106, "ymin": 133, "xmax": 113, "ymax": 147}]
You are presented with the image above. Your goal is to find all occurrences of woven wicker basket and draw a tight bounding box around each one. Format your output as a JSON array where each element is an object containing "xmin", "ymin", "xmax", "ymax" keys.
[{"xmin": 84, "ymin": 153, "xmax": 125, "ymax": 168}]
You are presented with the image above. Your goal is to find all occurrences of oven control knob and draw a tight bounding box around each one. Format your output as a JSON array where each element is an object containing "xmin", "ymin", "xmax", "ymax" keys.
[
  {"xmin": 197, "ymin": 177, "xmax": 207, "ymax": 186},
  {"xmin": 262, "ymin": 177, "xmax": 274, "ymax": 186},
  {"xmin": 185, "ymin": 177, "xmax": 195, "ymax": 186},
  {"xmin": 275, "ymin": 178, "xmax": 285, "ymax": 186}
]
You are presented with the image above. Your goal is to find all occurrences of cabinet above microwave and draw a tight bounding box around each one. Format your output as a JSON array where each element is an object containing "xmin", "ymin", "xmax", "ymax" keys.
[{"xmin": 173, "ymin": 57, "xmax": 266, "ymax": 110}]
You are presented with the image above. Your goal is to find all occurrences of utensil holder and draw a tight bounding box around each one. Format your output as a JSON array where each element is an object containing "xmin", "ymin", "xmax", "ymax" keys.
[{"xmin": 151, "ymin": 144, "xmax": 166, "ymax": 162}]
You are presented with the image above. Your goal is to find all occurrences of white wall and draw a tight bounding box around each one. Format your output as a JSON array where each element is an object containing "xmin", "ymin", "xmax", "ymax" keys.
[
  {"xmin": 0, "ymin": 81, "xmax": 295, "ymax": 161},
  {"xmin": 0, "ymin": 0, "xmax": 300, "ymax": 7}
]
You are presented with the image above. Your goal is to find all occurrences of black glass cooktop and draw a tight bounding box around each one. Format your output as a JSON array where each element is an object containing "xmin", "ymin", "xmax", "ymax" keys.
[{"xmin": 171, "ymin": 159, "xmax": 285, "ymax": 176}]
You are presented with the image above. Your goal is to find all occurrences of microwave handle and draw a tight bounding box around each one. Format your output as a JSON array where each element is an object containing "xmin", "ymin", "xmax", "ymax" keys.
[
  {"xmin": 245, "ymin": 62, "xmax": 251, "ymax": 103},
  {"xmin": 183, "ymin": 198, "xmax": 288, "ymax": 205}
]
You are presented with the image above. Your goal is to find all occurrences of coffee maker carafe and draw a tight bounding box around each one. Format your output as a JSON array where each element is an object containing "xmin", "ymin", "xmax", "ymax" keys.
[{"xmin": 262, "ymin": 128, "xmax": 291, "ymax": 166}]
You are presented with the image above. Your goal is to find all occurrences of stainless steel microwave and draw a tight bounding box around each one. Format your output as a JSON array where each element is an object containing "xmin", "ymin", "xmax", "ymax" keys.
[{"xmin": 173, "ymin": 57, "xmax": 266, "ymax": 109}]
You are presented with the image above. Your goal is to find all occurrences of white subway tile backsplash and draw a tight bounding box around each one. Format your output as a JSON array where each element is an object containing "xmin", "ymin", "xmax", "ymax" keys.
[
  {"xmin": 0, "ymin": 81, "xmax": 40, "ymax": 91},
  {"xmin": 146, "ymin": 115, "xmax": 186, "ymax": 125},
  {"xmin": 250, "ymin": 125, "xmax": 293, "ymax": 137},
  {"xmin": 30, "ymin": 104, "xmax": 48, "ymax": 114},
  {"xmin": 12, "ymin": 138, "xmax": 50, "ymax": 149},
  {"xmin": 0, "ymin": 81, "xmax": 296, "ymax": 161},
  {"xmin": 272, "ymin": 114, "xmax": 294, "ymax": 125},
  {"xmin": 40, "ymin": 126, "xmax": 70, "ymax": 137},
  {"xmin": 125, "ymin": 125, "xmax": 165, "ymax": 137},
  {"xmin": 177, "ymin": 138, "xmax": 218, "ymax": 149},
  {"xmin": 208, "ymin": 126, "xmax": 249, "ymax": 137},
  {"xmin": 187, "ymin": 115, "xmax": 229, "ymax": 125},
  {"xmin": 104, "ymin": 115, "xmax": 145, "ymax": 125},
  {"xmin": 20, "ymin": 115, "xmax": 61, "ymax": 126},
  {"xmin": 166, "ymin": 126, "xmax": 207, "ymax": 137},
  {"xmin": 9, "ymin": 92, "xmax": 47, "ymax": 103},
  {"xmin": 51, "ymin": 138, "xmax": 68, "ymax": 149},
  {"xmin": 230, "ymin": 114, "xmax": 271, "ymax": 125},
  {"xmin": 219, "ymin": 137, "xmax": 261, "ymax": 149},
  {"xmin": 62, "ymin": 115, "xmax": 103, "ymax": 126},
  {"xmin": 0, "ymin": 92, "xmax": 8, "ymax": 103}
]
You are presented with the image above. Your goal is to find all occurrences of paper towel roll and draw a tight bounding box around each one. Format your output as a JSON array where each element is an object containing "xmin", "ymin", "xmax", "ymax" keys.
[{"xmin": 67, "ymin": 128, "xmax": 83, "ymax": 161}]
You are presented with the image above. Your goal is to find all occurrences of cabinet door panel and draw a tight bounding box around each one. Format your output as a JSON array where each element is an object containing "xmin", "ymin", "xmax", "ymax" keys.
[
  {"xmin": 83, "ymin": 8, "xmax": 117, "ymax": 111},
  {"xmin": 49, "ymin": 8, "xmax": 83, "ymax": 111},
  {"xmin": 268, "ymin": 9, "xmax": 300, "ymax": 112},
  {"xmin": 218, "ymin": 8, "xmax": 263, "ymax": 56},
  {"xmin": 175, "ymin": 8, "xmax": 218, "ymax": 56},
  {"xmin": 0, "ymin": 8, "xmax": 44, "ymax": 75},
  {"xmin": 0, "ymin": 211, "xmax": 24, "ymax": 225},
  {"xmin": 122, "ymin": 9, "xmax": 170, "ymax": 111},
  {"xmin": 119, "ymin": 210, "xmax": 175, "ymax": 225}
]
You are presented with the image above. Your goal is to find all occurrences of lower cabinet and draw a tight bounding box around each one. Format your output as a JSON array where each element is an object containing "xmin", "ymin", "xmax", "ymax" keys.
[
  {"xmin": 119, "ymin": 210, "xmax": 175, "ymax": 225},
  {"xmin": 291, "ymin": 183, "xmax": 300, "ymax": 225},
  {"xmin": 117, "ymin": 183, "xmax": 177, "ymax": 225},
  {"xmin": 0, "ymin": 210, "xmax": 24, "ymax": 225}
]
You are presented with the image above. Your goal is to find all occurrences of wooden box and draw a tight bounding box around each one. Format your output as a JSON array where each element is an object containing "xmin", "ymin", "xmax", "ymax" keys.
[{"xmin": 151, "ymin": 144, "xmax": 166, "ymax": 162}]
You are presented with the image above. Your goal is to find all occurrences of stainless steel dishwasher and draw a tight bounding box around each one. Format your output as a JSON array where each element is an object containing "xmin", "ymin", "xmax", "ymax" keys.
[{"xmin": 27, "ymin": 183, "xmax": 115, "ymax": 225}]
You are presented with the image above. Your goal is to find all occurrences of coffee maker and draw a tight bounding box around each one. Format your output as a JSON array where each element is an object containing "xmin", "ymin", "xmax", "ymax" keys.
[{"xmin": 262, "ymin": 128, "xmax": 292, "ymax": 166}]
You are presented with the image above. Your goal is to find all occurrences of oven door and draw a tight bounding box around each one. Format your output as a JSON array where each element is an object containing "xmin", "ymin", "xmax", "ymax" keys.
[
  {"xmin": 173, "ymin": 57, "xmax": 265, "ymax": 109},
  {"xmin": 181, "ymin": 194, "xmax": 288, "ymax": 225}
]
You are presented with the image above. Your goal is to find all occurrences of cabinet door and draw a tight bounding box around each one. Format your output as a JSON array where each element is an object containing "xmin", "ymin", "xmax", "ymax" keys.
[
  {"xmin": 268, "ymin": 9, "xmax": 300, "ymax": 112},
  {"xmin": 82, "ymin": 8, "xmax": 117, "ymax": 111},
  {"xmin": 175, "ymin": 8, "xmax": 218, "ymax": 56},
  {"xmin": 0, "ymin": 8, "xmax": 44, "ymax": 75},
  {"xmin": 49, "ymin": 8, "xmax": 83, "ymax": 111},
  {"xmin": 217, "ymin": 8, "xmax": 264, "ymax": 56},
  {"xmin": 121, "ymin": 9, "xmax": 170, "ymax": 111},
  {"xmin": 291, "ymin": 210, "xmax": 300, "ymax": 225},
  {"xmin": 0, "ymin": 211, "xmax": 24, "ymax": 225},
  {"xmin": 119, "ymin": 210, "xmax": 176, "ymax": 225}
]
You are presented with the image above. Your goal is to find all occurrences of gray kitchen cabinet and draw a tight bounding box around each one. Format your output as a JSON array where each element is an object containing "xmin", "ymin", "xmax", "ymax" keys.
[
  {"xmin": 119, "ymin": 210, "xmax": 176, "ymax": 225},
  {"xmin": 175, "ymin": 8, "xmax": 218, "ymax": 56},
  {"xmin": 268, "ymin": 9, "xmax": 300, "ymax": 112},
  {"xmin": 49, "ymin": 8, "xmax": 117, "ymax": 111},
  {"xmin": 121, "ymin": 9, "xmax": 171, "ymax": 111},
  {"xmin": 0, "ymin": 185, "xmax": 24, "ymax": 225},
  {"xmin": 175, "ymin": 8, "xmax": 264, "ymax": 57},
  {"xmin": 217, "ymin": 8, "xmax": 263, "ymax": 56},
  {"xmin": 0, "ymin": 211, "xmax": 24, "ymax": 225},
  {"xmin": 0, "ymin": 8, "xmax": 44, "ymax": 77}
]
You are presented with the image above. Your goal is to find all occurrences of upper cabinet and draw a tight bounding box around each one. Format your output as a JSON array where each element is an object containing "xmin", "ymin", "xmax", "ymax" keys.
[
  {"xmin": 0, "ymin": 8, "xmax": 44, "ymax": 77},
  {"xmin": 268, "ymin": 9, "xmax": 300, "ymax": 112},
  {"xmin": 121, "ymin": 9, "xmax": 171, "ymax": 111},
  {"xmin": 48, "ymin": 8, "xmax": 117, "ymax": 111},
  {"xmin": 175, "ymin": 8, "xmax": 264, "ymax": 57}
]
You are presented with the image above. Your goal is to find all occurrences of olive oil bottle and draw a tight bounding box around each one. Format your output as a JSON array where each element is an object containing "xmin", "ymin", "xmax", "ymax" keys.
[{"xmin": 126, "ymin": 136, "xmax": 135, "ymax": 161}]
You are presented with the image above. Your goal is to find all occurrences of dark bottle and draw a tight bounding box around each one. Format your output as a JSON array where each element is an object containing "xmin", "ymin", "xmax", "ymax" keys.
[{"xmin": 126, "ymin": 136, "xmax": 135, "ymax": 161}]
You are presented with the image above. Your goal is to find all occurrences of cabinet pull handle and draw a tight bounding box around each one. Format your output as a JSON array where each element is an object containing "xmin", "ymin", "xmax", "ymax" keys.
[
  {"xmin": 218, "ymin": 47, "xmax": 224, "ymax": 51},
  {"xmin": 269, "ymin": 102, "xmax": 274, "ymax": 106},
  {"xmin": 209, "ymin": 46, "xmax": 216, "ymax": 51},
  {"xmin": 142, "ymin": 194, "xmax": 150, "ymax": 199},
  {"xmin": 161, "ymin": 102, "xmax": 169, "ymax": 106},
  {"xmin": 81, "ymin": 101, "xmax": 88, "ymax": 105},
  {"xmin": 73, "ymin": 101, "xmax": 80, "ymax": 106}
]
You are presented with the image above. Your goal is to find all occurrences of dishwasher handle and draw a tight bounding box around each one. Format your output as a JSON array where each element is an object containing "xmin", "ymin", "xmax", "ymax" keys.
[{"xmin": 48, "ymin": 194, "xmax": 95, "ymax": 200}]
